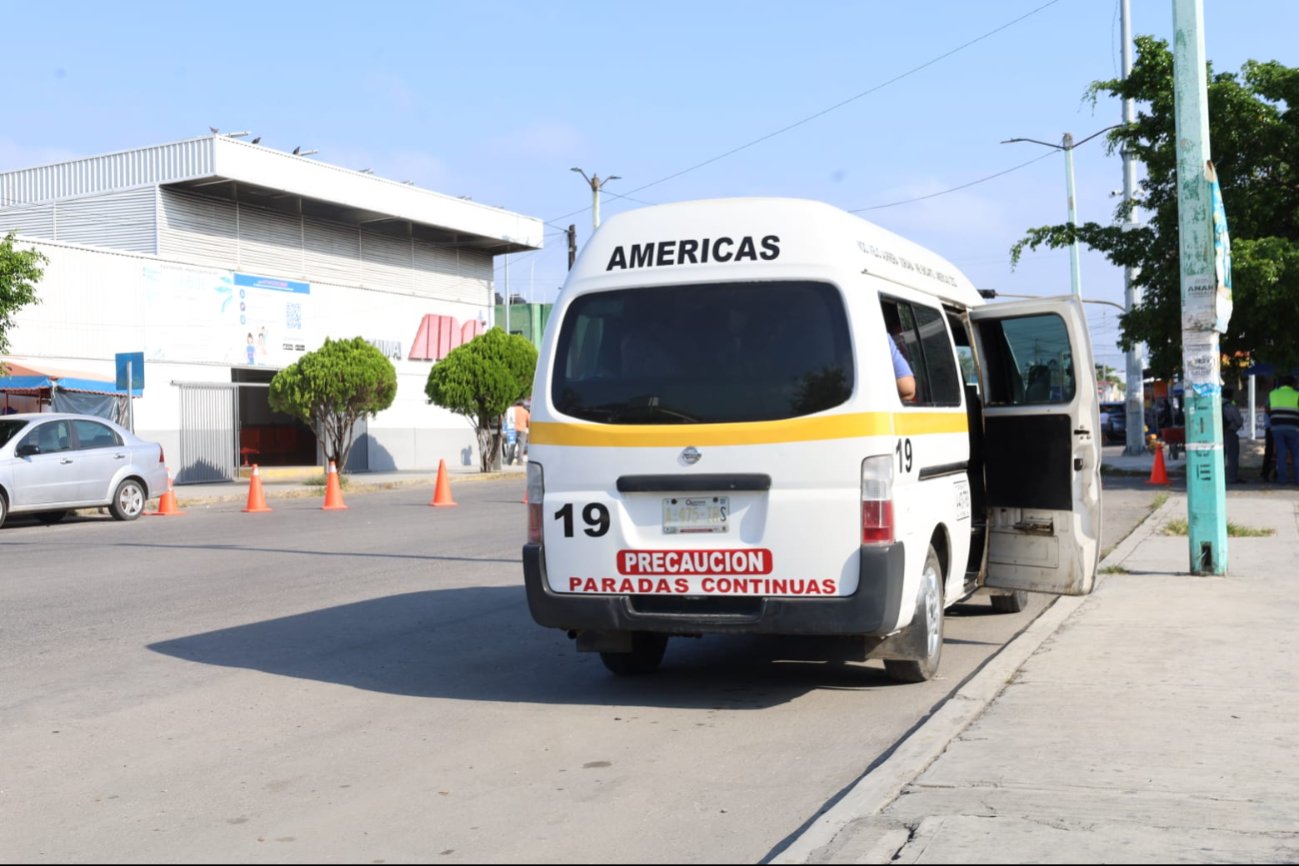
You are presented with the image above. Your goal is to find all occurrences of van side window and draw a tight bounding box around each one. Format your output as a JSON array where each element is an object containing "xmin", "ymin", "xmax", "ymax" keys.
[
  {"xmin": 975, "ymin": 313, "xmax": 1077, "ymax": 406},
  {"xmin": 880, "ymin": 297, "xmax": 962, "ymax": 406}
]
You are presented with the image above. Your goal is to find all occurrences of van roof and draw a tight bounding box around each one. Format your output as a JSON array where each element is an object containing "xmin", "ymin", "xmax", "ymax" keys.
[{"xmin": 566, "ymin": 197, "xmax": 984, "ymax": 309}]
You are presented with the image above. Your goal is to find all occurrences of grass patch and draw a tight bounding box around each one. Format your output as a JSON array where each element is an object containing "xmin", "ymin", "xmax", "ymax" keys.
[
  {"xmin": 1151, "ymin": 492, "xmax": 1169, "ymax": 511},
  {"xmin": 304, "ymin": 473, "xmax": 351, "ymax": 489},
  {"xmin": 1159, "ymin": 518, "xmax": 1274, "ymax": 537},
  {"xmin": 1227, "ymin": 522, "xmax": 1276, "ymax": 537},
  {"xmin": 1099, "ymin": 564, "xmax": 1130, "ymax": 575}
]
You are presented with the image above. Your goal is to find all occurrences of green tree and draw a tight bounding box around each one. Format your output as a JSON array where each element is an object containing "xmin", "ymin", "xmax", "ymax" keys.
[
  {"xmin": 0, "ymin": 232, "xmax": 47, "ymax": 368},
  {"xmin": 1011, "ymin": 37, "xmax": 1299, "ymax": 378},
  {"xmin": 268, "ymin": 336, "xmax": 397, "ymax": 471},
  {"xmin": 425, "ymin": 327, "xmax": 537, "ymax": 472},
  {"xmin": 1096, "ymin": 364, "xmax": 1125, "ymax": 392}
]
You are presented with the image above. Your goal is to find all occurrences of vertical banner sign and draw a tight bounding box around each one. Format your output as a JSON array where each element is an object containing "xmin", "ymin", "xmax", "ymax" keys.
[{"xmin": 1208, "ymin": 162, "xmax": 1233, "ymax": 334}]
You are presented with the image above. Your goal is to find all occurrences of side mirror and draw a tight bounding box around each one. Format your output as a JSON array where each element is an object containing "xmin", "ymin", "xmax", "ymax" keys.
[{"xmin": 16, "ymin": 443, "xmax": 40, "ymax": 457}]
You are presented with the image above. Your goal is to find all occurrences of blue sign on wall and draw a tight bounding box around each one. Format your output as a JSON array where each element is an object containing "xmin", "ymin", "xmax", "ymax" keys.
[{"xmin": 115, "ymin": 352, "xmax": 145, "ymax": 392}]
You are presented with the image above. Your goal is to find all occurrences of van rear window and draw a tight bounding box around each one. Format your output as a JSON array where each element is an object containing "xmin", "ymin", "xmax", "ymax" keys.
[{"xmin": 552, "ymin": 281, "xmax": 853, "ymax": 424}]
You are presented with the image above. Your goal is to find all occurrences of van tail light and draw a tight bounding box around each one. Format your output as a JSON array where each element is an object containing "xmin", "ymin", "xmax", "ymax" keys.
[
  {"xmin": 861, "ymin": 455, "xmax": 894, "ymax": 545},
  {"xmin": 526, "ymin": 463, "xmax": 544, "ymax": 544},
  {"xmin": 158, "ymin": 446, "xmax": 166, "ymax": 464}
]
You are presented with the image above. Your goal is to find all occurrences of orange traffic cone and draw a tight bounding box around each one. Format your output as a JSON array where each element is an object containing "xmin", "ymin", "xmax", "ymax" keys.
[
  {"xmin": 1147, "ymin": 442, "xmax": 1169, "ymax": 486},
  {"xmin": 322, "ymin": 460, "xmax": 348, "ymax": 510},
  {"xmin": 149, "ymin": 470, "xmax": 184, "ymax": 516},
  {"xmin": 243, "ymin": 464, "xmax": 272, "ymax": 512},
  {"xmin": 430, "ymin": 458, "xmax": 457, "ymax": 507}
]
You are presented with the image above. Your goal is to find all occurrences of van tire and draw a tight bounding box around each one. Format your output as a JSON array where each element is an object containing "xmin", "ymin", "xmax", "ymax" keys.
[
  {"xmin": 600, "ymin": 632, "xmax": 669, "ymax": 676},
  {"xmin": 884, "ymin": 545, "xmax": 945, "ymax": 683},
  {"xmin": 990, "ymin": 590, "xmax": 1029, "ymax": 614}
]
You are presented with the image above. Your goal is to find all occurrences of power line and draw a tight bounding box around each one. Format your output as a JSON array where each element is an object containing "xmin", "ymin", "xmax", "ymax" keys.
[
  {"xmin": 546, "ymin": 0, "xmax": 1064, "ymax": 224},
  {"xmin": 850, "ymin": 151, "xmax": 1055, "ymax": 212}
]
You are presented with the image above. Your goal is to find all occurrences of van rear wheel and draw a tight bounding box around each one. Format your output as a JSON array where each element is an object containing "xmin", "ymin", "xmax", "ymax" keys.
[
  {"xmin": 600, "ymin": 632, "xmax": 669, "ymax": 676},
  {"xmin": 884, "ymin": 545, "xmax": 945, "ymax": 683}
]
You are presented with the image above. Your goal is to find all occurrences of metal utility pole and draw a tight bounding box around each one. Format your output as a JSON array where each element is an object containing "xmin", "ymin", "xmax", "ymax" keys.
[
  {"xmin": 1063, "ymin": 133, "xmax": 1082, "ymax": 298},
  {"xmin": 1121, "ymin": 0, "xmax": 1148, "ymax": 456},
  {"xmin": 1172, "ymin": 0, "xmax": 1230, "ymax": 574},
  {"xmin": 1002, "ymin": 127, "xmax": 1117, "ymax": 298},
  {"xmin": 570, "ymin": 167, "xmax": 620, "ymax": 230},
  {"xmin": 567, "ymin": 224, "xmax": 577, "ymax": 270}
]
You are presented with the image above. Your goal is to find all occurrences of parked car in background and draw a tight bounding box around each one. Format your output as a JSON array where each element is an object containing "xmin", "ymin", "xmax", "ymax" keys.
[
  {"xmin": 0, "ymin": 413, "xmax": 168, "ymax": 528},
  {"xmin": 1100, "ymin": 402, "xmax": 1127, "ymax": 444}
]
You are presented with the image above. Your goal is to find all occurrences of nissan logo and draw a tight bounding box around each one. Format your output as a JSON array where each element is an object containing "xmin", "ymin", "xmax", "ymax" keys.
[{"xmin": 681, "ymin": 446, "xmax": 701, "ymax": 465}]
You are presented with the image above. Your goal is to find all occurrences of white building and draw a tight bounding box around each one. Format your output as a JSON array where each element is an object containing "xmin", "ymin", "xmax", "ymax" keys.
[{"xmin": 0, "ymin": 135, "xmax": 543, "ymax": 482}]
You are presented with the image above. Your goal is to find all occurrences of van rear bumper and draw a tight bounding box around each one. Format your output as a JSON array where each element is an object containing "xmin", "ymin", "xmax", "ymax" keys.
[{"xmin": 522, "ymin": 543, "xmax": 906, "ymax": 637}]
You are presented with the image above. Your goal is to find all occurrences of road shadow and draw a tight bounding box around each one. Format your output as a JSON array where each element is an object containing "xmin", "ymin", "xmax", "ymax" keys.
[{"xmin": 148, "ymin": 586, "xmax": 919, "ymax": 710}]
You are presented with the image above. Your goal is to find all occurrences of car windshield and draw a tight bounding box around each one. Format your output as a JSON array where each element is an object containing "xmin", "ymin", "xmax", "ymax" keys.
[
  {"xmin": 0, "ymin": 419, "xmax": 27, "ymax": 448},
  {"xmin": 551, "ymin": 280, "xmax": 854, "ymax": 424}
]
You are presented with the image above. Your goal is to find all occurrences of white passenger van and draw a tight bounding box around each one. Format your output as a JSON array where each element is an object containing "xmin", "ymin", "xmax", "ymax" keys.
[{"xmin": 523, "ymin": 198, "xmax": 1101, "ymax": 681}]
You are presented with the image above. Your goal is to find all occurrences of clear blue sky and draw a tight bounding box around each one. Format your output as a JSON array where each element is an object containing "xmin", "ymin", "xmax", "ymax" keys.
[{"xmin": 2, "ymin": 0, "xmax": 1294, "ymax": 372}]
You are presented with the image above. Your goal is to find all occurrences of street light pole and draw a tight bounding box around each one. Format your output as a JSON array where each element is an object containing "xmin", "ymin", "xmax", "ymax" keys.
[
  {"xmin": 1002, "ymin": 126, "xmax": 1117, "ymax": 298},
  {"xmin": 1063, "ymin": 133, "xmax": 1082, "ymax": 298},
  {"xmin": 571, "ymin": 167, "xmax": 620, "ymax": 230},
  {"xmin": 1120, "ymin": 0, "xmax": 1148, "ymax": 457}
]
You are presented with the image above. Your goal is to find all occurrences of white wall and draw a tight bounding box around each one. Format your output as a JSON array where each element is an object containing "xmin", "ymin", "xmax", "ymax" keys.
[{"xmin": 7, "ymin": 238, "xmax": 494, "ymax": 472}]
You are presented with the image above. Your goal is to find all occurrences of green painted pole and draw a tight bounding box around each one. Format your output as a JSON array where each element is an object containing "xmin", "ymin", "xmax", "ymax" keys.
[{"xmin": 1172, "ymin": 0, "xmax": 1230, "ymax": 574}]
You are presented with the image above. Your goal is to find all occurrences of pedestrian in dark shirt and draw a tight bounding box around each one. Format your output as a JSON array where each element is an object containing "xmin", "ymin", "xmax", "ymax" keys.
[{"xmin": 1222, "ymin": 387, "xmax": 1244, "ymax": 483}]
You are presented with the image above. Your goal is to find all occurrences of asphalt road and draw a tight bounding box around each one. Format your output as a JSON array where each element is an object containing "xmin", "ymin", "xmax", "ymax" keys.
[{"xmin": 0, "ymin": 476, "xmax": 1157, "ymax": 864}]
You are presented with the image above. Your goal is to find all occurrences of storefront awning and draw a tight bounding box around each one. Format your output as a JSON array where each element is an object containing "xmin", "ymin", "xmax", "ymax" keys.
[{"xmin": 0, "ymin": 358, "xmax": 138, "ymax": 396}]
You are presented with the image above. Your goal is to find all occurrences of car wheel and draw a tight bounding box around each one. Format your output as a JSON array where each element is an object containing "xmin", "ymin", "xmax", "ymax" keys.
[
  {"xmin": 884, "ymin": 545, "xmax": 945, "ymax": 683},
  {"xmin": 600, "ymin": 632, "xmax": 669, "ymax": 676},
  {"xmin": 990, "ymin": 589, "xmax": 1029, "ymax": 614},
  {"xmin": 0, "ymin": 492, "xmax": 7, "ymax": 529},
  {"xmin": 36, "ymin": 510, "xmax": 70, "ymax": 525},
  {"xmin": 109, "ymin": 479, "xmax": 146, "ymax": 521}
]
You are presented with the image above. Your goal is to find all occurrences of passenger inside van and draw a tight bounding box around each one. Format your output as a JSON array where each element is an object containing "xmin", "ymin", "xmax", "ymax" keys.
[
  {"xmin": 890, "ymin": 335, "xmax": 917, "ymax": 402},
  {"xmin": 881, "ymin": 304, "xmax": 917, "ymax": 402}
]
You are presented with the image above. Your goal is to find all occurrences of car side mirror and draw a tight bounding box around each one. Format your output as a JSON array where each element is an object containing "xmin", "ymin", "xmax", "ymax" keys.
[{"xmin": 16, "ymin": 443, "xmax": 40, "ymax": 457}]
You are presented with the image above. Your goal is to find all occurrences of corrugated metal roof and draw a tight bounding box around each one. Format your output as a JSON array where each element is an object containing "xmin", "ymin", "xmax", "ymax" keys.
[{"xmin": 0, "ymin": 135, "xmax": 543, "ymax": 253}]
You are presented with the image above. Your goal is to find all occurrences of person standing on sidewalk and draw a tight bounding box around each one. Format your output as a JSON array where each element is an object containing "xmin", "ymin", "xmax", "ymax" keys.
[
  {"xmin": 1267, "ymin": 374, "xmax": 1299, "ymax": 484},
  {"xmin": 511, "ymin": 400, "xmax": 530, "ymax": 464},
  {"xmin": 1221, "ymin": 387, "xmax": 1244, "ymax": 483}
]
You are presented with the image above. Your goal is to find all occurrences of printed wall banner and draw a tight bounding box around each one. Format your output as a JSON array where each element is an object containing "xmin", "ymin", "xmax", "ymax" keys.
[
  {"xmin": 232, "ymin": 273, "xmax": 312, "ymax": 368},
  {"xmin": 141, "ymin": 265, "xmax": 315, "ymax": 366},
  {"xmin": 142, "ymin": 262, "xmax": 238, "ymax": 363}
]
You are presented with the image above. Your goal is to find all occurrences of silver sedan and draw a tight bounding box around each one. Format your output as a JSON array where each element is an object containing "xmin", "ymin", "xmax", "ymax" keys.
[{"xmin": 0, "ymin": 413, "xmax": 169, "ymax": 527}]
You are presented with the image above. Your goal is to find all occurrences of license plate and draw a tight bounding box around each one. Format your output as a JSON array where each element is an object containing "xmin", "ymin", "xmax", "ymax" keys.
[{"xmin": 662, "ymin": 496, "xmax": 730, "ymax": 534}]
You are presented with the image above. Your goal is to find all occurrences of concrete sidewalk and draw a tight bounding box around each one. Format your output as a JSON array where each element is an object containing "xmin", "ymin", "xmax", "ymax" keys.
[{"xmin": 776, "ymin": 490, "xmax": 1299, "ymax": 863}]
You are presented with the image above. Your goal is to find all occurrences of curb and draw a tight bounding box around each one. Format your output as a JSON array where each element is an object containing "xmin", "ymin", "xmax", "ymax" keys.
[{"xmin": 770, "ymin": 495, "xmax": 1172, "ymax": 864}]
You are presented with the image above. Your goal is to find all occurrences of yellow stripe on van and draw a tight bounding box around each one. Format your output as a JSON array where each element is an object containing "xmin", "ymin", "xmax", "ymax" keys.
[{"xmin": 531, "ymin": 411, "xmax": 967, "ymax": 448}]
